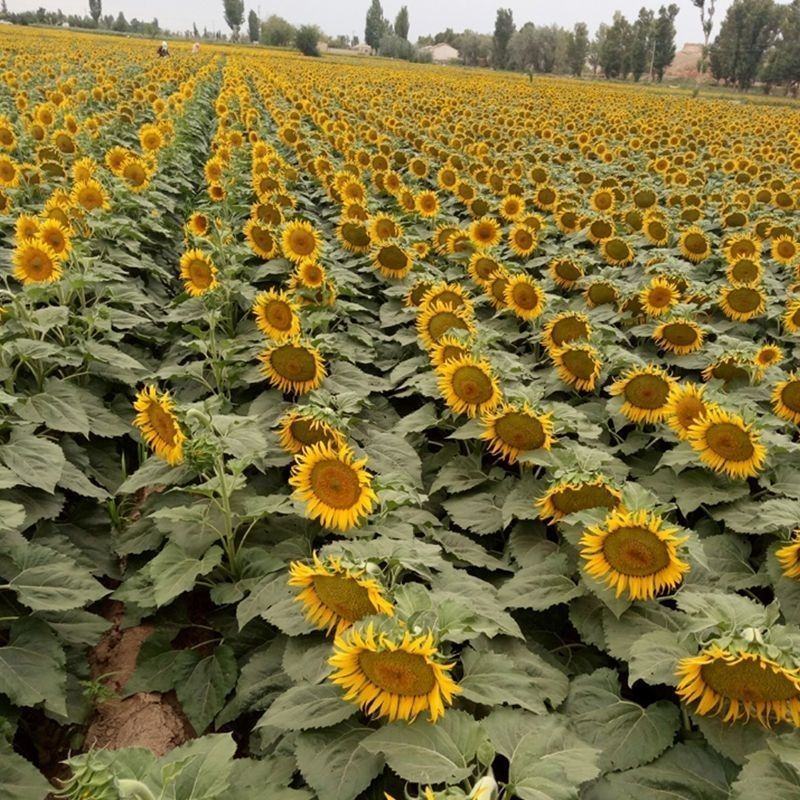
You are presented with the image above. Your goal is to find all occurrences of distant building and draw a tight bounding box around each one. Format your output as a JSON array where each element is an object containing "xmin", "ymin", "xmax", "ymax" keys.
[
  {"xmin": 352, "ymin": 42, "xmax": 372, "ymax": 55},
  {"xmin": 664, "ymin": 43, "xmax": 709, "ymax": 81},
  {"xmin": 420, "ymin": 42, "xmax": 459, "ymax": 64}
]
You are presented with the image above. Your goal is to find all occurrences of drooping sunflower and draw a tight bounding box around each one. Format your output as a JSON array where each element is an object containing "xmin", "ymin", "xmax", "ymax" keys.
[
  {"xmin": 679, "ymin": 226, "xmax": 711, "ymax": 263},
  {"xmin": 772, "ymin": 373, "xmax": 800, "ymax": 425},
  {"xmin": 507, "ymin": 223, "xmax": 538, "ymax": 258},
  {"xmin": 584, "ymin": 280, "xmax": 619, "ymax": 308},
  {"xmin": 429, "ymin": 334, "xmax": 473, "ymax": 368},
  {"xmin": 282, "ymin": 220, "xmax": 322, "ymax": 264},
  {"xmin": 289, "ymin": 442, "xmax": 376, "ymax": 531},
  {"xmin": 664, "ymin": 383, "xmax": 711, "ymax": 440},
  {"xmin": 179, "ymin": 249, "xmax": 218, "ymax": 297},
  {"xmin": 643, "ymin": 215, "xmax": 670, "ymax": 246},
  {"xmin": 537, "ymin": 477, "xmax": 622, "ymax": 523},
  {"xmin": 609, "ymin": 365, "xmax": 676, "ymax": 424},
  {"xmin": 600, "ymin": 236, "xmax": 634, "ymax": 266},
  {"xmin": 288, "ymin": 554, "xmax": 393, "ymax": 635},
  {"xmin": 687, "ymin": 406, "xmax": 766, "ymax": 479},
  {"xmin": 416, "ymin": 302, "xmax": 475, "ymax": 350},
  {"xmin": 676, "ymin": 644, "xmax": 800, "ymax": 727},
  {"xmin": 542, "ymin": 312, "xmax": 591, "ymax": 352},
  {"xmin": 719, "ymin": 285, "xmax": 766, "ymax": 322},
  {"xmin": 132, "ymin": 385, "xmax": 185, "ymax": 466},
  {"xmin": 772, "ymin": 235, "xmax": 799, "ymax": 266},
  {"xmin": 12, "ymin": 240, "xmax": 62, "ymax": 285},
  {"xmin": 776, "ymin": 530, "xmax": 800, "ymax": 579},
  {"xmin": 640, "ymin": 277, "xmax": 680, "ymax": 317},
  {"xmin": 244, "ymin": 219, "xmax": 279, "ymax": 260},
  {"xmin": 277, "ymin": 409, "xmax": 344, "ymax": 454},
  {"xmin": 260, "ymin": 339, "xmax": 326, "ymax": 395},
  {"xmin": 373, "ymin": 244, "xmax": 413, "ymax": 280},
  {"xmin": 328, "ymin": 623, "xmax": 460, "ymax": 723},
  {"xmin": 481, "ymin": 402, "xmax": 554, "ymax": 464},
  {"xmin": 653, "ymin": 319, "xmax": 705, "ymax": 355},
  {"xmin": 504, "ymin": 275, "xmax": 546, "ymax": 321},
  {"xmin": 552, "ymin": 343, "xmax": 603, "ymax": 392},
  {"xmin": 437, "ymin": 356, "xmax": 502, "ymax": 418},
  {"xmin": 549, "ymin": 258, "xmax": 583, "ymax": 290},
  {"xmin": 580, "ymin": 508, "xmax": 689, "ymax": 600},
  {"xmin": 337, "ymin": 220, "xmax": 371, "ymax": 254},
  {"xmin": 702, "ymin": 356, "xmax": 752, "ymax": 388},
  {"xmin": 252, "ymin": 289, "xmax": 300, "ymax": 341}
]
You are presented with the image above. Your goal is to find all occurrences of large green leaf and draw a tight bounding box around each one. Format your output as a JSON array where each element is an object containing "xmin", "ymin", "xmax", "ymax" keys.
[
  {"xmin": 256, "ymin": 683, "xmax": 355, "ymax": 731},
  {"xmin": 0, "ymin": 433, "xmax": 65, "ymax": 494},
  {"xmin": 173, "ymin": 645, "xmax": 238, "ymax": 734},
  {"xmin": 0, "ymin": 740, "xmax": 51, "ymax": 800}
]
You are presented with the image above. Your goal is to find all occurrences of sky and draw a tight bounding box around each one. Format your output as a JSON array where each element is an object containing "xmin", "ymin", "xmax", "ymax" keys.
[{"xmin": 10, "ymin": 0, "xmax": 734, "ymax": 46}]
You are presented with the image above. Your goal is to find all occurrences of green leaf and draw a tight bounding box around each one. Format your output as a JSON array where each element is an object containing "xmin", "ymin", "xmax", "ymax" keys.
[
  {"xmin": 0, "ymin": 618, "xmax": 66, "ymax": 716},
  {"xmin": 117, "ymin": 458, "xmax": 191, "ymax": 494},
  {"xmin": 730, "ymin": 750, "xmax": 800, "ymax": 800},
  {"xmin": 173, "ymin": 645, "xmax": 238, "ymax": 734},
  {"xmin": 584, "ymin": 742, "xmax": 736, "ymax": 800},
  {"xmin": 158, "ymin": 734, "xmax": 237, "ymax": 800},
  {"xmin": 57, "ymin": 461, "xmax": 110, "ymax": 499},
  {"xmin": 361, "ymin": 710, "xmax": 484, "ymax": 784},
  {"xmin": 16, "ymin": 379, "xmax": 90, "ymax": 435},
  {"xmin": 459, "ymin": 646, "xmax": 568, "ymax": 714},
  {"xmin": 0, "ymin": 433, "xmax": 65, "ymax": 494},
  {"xmin": 627, "ymin": 630, "xmax": 695, "ymax": 687},
  {"xmin": 693, "ymin": 713, "xmax": 774, "ymax": 765},
  {"xmin": 0, "ymin": 740, "xmax": 51, "ymax": 800},
  {"xmin": 149, "ymin": 543, "xmax": 223, "ymax": 607},
  {"xmin": 497, "ymin": 554, "xmax": 583, "ymax": 610},
  {"xmin": 564, "ymin": 668, "xmax": 679, "ymax": 771},
  {"xmin": 442, "ymin": 488, "xmax": 506, "ymax": 535},
  {"xmin": 295, "ymin": 720, "xmax": 385, "ymax": 800},
  {"xmin": 715, "ymin": 498, "xmax": 800, "ymax": 534},
  {"xmin": 124, "ymin": 631, "xmax": 182, "ymax": 695},
  {"xmin": 0, "ymin": 500, "xmax": 26, "ymax": 532},
  {"xmin": 430, "ymin": 454, "xmax": 489, "ymax": 494},
  {"xmin": 257, "ymin": 683, "xmax": 355, "ymax": 730}
]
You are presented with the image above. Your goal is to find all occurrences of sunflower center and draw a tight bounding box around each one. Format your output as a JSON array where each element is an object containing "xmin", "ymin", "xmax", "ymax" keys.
[
  {"xmin": 647, "ymin": 287, "xmax": 674, "ymax": 308},
  {"xmin": 264, "ymin": 300, "xmax": 293, "ymax": 331},
  {"xmin": 290, "ymin": 418, "xmax": 335, "ymax": 446},
  {"xmin": 440, "ymin": 344, "xmax": 468, "ymax": 362},
  {"xmin": 252, "ymin": 227, "xmax": 275, "ymax": 251},
  {"xmin": 684, "ymin": 233, "xmax": 708, "ymax": 254},
  {"xmin": 730, "ymin": 259, "xmax": 759, "ymax": 283},
  {"xmin": 777, "ymin": 241, "xmax": 796, "ymax": 259},
  {"xmin": 591, "ymin": 221, "xmax": 613, "ymax": 239},
  {"xmin": 188, "ymin": 259, "xmax": 213, "ymax": 289},
  {"xmin": 302, "ymin": 264, "xmax": 324, "ymax": 284},
  {"xmin": 147, "ymin": 403, "xmax": 177, "ymax": 445},
  {"xmin": 473, "ymin": 257, "xmax": 498, "ymax": 280},
  {"xmin": 603, "ymin": 525, "xmax": 671, "ymax": 576},
  {"xmin": 561, "ymin": 349, "xmax": 597, "ymax": 379},
  {"xmin": 605, "ymin": 239, "xmax": 630, "ymax": 260},
  {"xmin": 674, "ymin": 396, "xmax": 705, "ymax": 430},
  {"xmin": 781, "ymin": 382, "xmax": 800, "ymax": 413},
  {"xmin": 290, "ymin": 230, "xmax": 315, "ymax": 256},
  {"xmin": 429, "ymin": 291, "xmax": 464, "ymax": 309},
  {"xmin": 705, "ymin": 422, "xmax": 755, "ymax": 462},
  {"xmin": 648, "ymin": 221, "xmax": 667, "ymax": 240},
  {"xmin": 26, "ymin": 250, "xmax": 52, "ymax": 279},
  {"xmin": 378, "ymin": 245, "xmax": 408, "ymax": 272},
  {"xmin": 342, "ymin": 223, "xmax": 370, "ymax": 247},
  {"xmin": 551, "ymin": 317, "xmax": 588, "ymax": 346},
  {"xmin": 552, "ymin": 483, "xmax": 619, "ymax": 515},
  {"xmin": 358, "ymin": 649, "xmax": 437, "ymax": 696},
  {"xmin": 588, "ymin": 283, "xmax": 616, "ymax": 305},
  {"xmin": 624, "ymin": 374, "xmax": 670, "ymax": 409},
  {"xmin": 490, "ymin": 276, "xmax": 510, "ymax": 302},
  {"xmin": 701, "ymin": 658, "xmax": 800, "ymax": 703},
  {"xmin": 727, "ymin": 288, "xmax": 761, "ymax": 312},
  {"xmin": 662, "ymin": 323, "xmax": 698, "ymax": 346},
  {"xmin": 427, "ymin": 311, "xmax": 469, "ymax": 343},
  {"xmin": 311, "ymin": 575, "xmax": 376, "ymax": 621},
  {"xmin": 452, "ymin": 365, "xmax": 493, "ymax": 404},
  {"xmin": 270, "ymin": 345, "xmax": 318, "ymax": 382},
  {"xmin": 556, "ymin": 261, "xmax": 581, "ymax": 281},
  {"xmin": 495, "ymin": 412, "xmax": 545, "ymax": 450},
  {"xmin": 514, "ymin": 230, "xmax": 534, "ymax": 249},
  {"xmin": 310, "ymin": 459, "xmax": 361, "ymax": 509},
  {"xmin": 511, "ymin": 282, "xmax": 540, "ymax": 310}
]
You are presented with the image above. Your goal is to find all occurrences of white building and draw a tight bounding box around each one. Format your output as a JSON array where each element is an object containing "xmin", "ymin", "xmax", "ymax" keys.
[{"xmin": 420, "ymin": 42, "xmax": 459, "ymax": 64}]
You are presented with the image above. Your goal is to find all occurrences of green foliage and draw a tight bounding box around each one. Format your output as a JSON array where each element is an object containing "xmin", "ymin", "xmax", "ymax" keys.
[
  {"xmin": 247, "ymin": 9, "xmax": 259, "ymax": 43},
  {"xmin": 260, "ymin": 15, "xmax": 297, "ymax": 47},
  {"xmin": 296, "ymin": 25, "xmax": 321, "ymax": 57},
  {"xmin": 364, "ymin": 0, "xmax": 389, "ymax": 51},
  {"xmin": 395, "ymin": 5, "xmax": 409, "ymax": 40},
  {"xmin": 492, "ymin": 8, "xmax": 515, "ymax": 69}
]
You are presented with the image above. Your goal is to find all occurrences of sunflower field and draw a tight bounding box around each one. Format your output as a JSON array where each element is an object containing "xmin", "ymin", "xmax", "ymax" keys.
[{"xmin": 2, "ymin": 23, "xmax": 800, "ymax": 800}]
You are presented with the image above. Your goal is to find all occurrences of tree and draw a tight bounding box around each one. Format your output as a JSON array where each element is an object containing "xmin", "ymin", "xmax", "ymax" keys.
[
  {"xmin": 759, "ymin": 0, "xmax": 800, "ymax": 93},
  {"xmin": 247, "ymin": 10, "xmax": 259, "ymax": 42},
  {"xmin": 588, "ymin": 24, "xmax": 607, "ymax": 74},
  {"xmin": 692, "ymin": 0, "xmax": 717, "ymax": 95},
  {"xmin": 651, "ymin": 4, "xmax": 679, "ymax": 80},
  {"xmin": 457, "ymin": 30, "xmax": 492, "ymax": 66},
  {"xmin": 395, "ymin": 6, "xmax": 409, "ymax": 40},
  {"xmin": 600, "ymin": 12, "xmax": 630, "ymax": 78},
  {"xmin": 112, "ymin": 10, "xmax": 127, "ymax": 31},
  {"xmin": 261, "ymin": 15, "xmax": 296, "ymax": 46},
  {"xmin": 296, "ymin": 24, "xmax": 320, "ymax": 56},
  {"xmin": 88, "ymin": 0, "xmax": 101, "ymax": 26},
  {"xmin": 493, "ymin": 8, "xmax": 515, "ymax": 68},
  {"xmin": 365, "ymin": 0, "xmax": 389, "ymax": 51},
  {"xmin": 193, "ymin": 22, "xmax": 199, "ymax": 38},
  {"xmin": 223, "ymin": 0, "xmax": 245, "ymax": 41},
  {"xmin": 630, "ymin": 8, "xmax": 654, "ymax": 80},
  {"xmin": 566, "ymin": 22, "xmax": 589, "ymax": 76}
]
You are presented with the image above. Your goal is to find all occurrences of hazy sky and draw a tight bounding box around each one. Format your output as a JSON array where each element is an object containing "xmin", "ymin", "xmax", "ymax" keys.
[{"xmin": 11, "ymin": 0, "xmax": 734, "ymax": 46}]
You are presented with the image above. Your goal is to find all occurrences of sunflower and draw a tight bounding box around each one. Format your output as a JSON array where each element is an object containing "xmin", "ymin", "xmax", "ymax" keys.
[
  {"xmin": 0, "ymin": 155, "xmax": 19, "ymax": 188},
  {"xmin": 415, "ymin": 190, "xmax": 440, "ymax": 218},
  {"xmin": 484, "ymin": 269, "xmax": 511, "ymax": 310},
  {"xmin": 610, "ymin": 364, "xmax": 676, "ymax": 424},
  {"xmin": 552, "ymin": 344, "xmax": 603, "ymax": 392},
  {"xmin": 405, "ymin": 280, "xmax": 433, "ymax": 308},
  {"xmin": 244, "ymin": 219, "xmax": 279, "ymax": 260},
  {"xmin": 726, "ymin": 257, "xmax": 762, "ymax": 286},
  {"xmin": 653, "ymin": 319, "xmax": 705, "ymax": 355},
  {"xmin": 542, "ymin": 312, "xmax": 591, "ymax": 352},
  {"xmin": 288, "ymin": 554, "xmax": 393, "ymax": 635},
  {"xmin": 580, "ymin": 508, "xmax": 689, "ymax": 600},
  {"xmin": 368, "ymin": 214, "xmax": 403, "ymax": 244},
  {"xmin": 772, "ymin": 374, "xmax": 800, "ymax": 425},
  {"xmin": 337, "ymin": 220, "xmax": 371, "ymax": 253},
  {"xmin": 676, "ymin": 644, "xmax": 800, "ymax": 727},
  {"xmin": 643, "ymin": 216, "xmax": 669, "ymax": 246},
  {"xmin": 260, "ymin": 339, "xmax": 326, "ymax": 395},
  {"xmin": 754, "ymin": 344, "xmax": 783, "ymax": 372},
  {"xmin": 12, "ymin": 240, "xmax": 62, "ymax": 285},
  {"xmin": 499, "ymin": 194, "xmax": 525, "ymax": 221},
  {"xmin": 132, "ymin": 385, "xmax": 185, "ymax": 466},
  {"xmin": 15, "ymin": 215, "xmax": 40, "ymax": 241},
  {"xmin": 429, "ymin": 334, "xmax": 473, "ymax": 368},
  {"xmin": 537, "ymin": 477, "xmax": 622, "ymax": 523},
  {"xmin": 179, "ymin": 250, "xmax": 218, "ymax": 296},
  {"xmin": 469, "ymin": 216, "xmax": 502, "ymax": 250},
  {"xmin": 783, "ymin": 299, "xmax": 800, "ymax": 333},
  {"xmin": 776, "ymin": 530, "xmax": 800, "ymax": 579},
  {"xmin": 277, "ymin": 409, "xmax": 344, "ymax": 454},
  {"xmin": 549, "ymin": 258, "xmax": 583, "ymax": 290},
  {"xmin": 120, "ymin": 156, "xmax": 153, "ymax": 193},
  {"xmin": 640, "ymin": 277, "xmax": 679, "ymax": 317},
  {"xmin": 71, "ymin": 179, "xmax": 109, "ymax": 212},
  {"xmin": 507, "ymin": 223, "xmax": 538, "ymax": 258},
  {"xmin": 296, "ymin": 261, "xmax": 327, "ymax": 289},
  {"xmin": 678, "ymin": 227, "xmax": 711, "ymax": 263},
  {"xmin": 664, "ymin": 383, "xmax": 710, "ymax": 440},
  {"xmin": 467, "ymin": 253, "xmax": 501, "ymax": 286},
  {"xmin": 186, "ymin": 212, "xmax": 210, "ymax": 237},
  {"xmin": 420, "ymin": 282, "xmax": 470, "ymax": 312},
  {"xmin": 481, "ymin": 402, "xmax": 554, "ymax": 464},
  {"xmin": 687, "ymin": 407, "xmax": 766, "ymax": 479},
  {"xmin": 772, "ymin": 235, "xmax": 799, "ymax": 266},
  {"xmin": 329, "ymin": 623, "xmax": 459, "ymax": 722},
  {"xmin": 36, "ymin": 219, "xmax": 71, "ymax": 261},
  {"xmin": 719, "ymin": 285, "xmax": 765, "ymax": 322},
  {"xmin": 282, "ymin": 220, "xmax": 322, "ymax": 264},
  {"xmin": 252, "ymin": 289, "xmax": 300, "ymax": 341},
  {"xmin": 416, "ymin": 302, "xmax": 475, "ymax": 350},
  {"xmin": 289, "ymin": 442, "xmax": 376, "ymax": 531},
  {"xmin": 437, "ymin": 356, "xmax": 502, "ymax": 418},
  {"xmin": 586, "ymin": 217, "xmax": 615, "ymax": 244},
  {"xmin": 600, "ymin": 237, "xmax": 634, "ymax": 266},
  {"xmin": 504, "ymin": 275, "xmax": 546, "ymax": 321},
  {"xmin": 584, "ymin": 280, "xmax": 619, "ymax": 308},
  {"xmin": 373, "ymin": 244, "xmax": 412, "ymax": 280}
]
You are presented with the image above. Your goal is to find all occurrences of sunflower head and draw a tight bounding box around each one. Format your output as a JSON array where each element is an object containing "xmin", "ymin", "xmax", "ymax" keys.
[
  {"xmin": 504, "ymin": 275, "xmax": 546, "ymax": 320},
  {"xmin": 12, "ymin": 240, "xmax": 62, "ymax": 285},
  {"xmin": 640, "ymin": 277, "xmax": 679, "ymax": 317},
  {"xmin": 552, "ymin": 343, "xmax": 603, "ymax": 392},
  {"xmin": 508, "ymin": 223, "xmax": 538, "ymax": 258},
  {"xmin": 179, "ymin": 249, "xmax": 218, "ymax": 297},
  {"xmin": 537, "ymin": 477, "xmax": 622, "ymax": 522},
  {"xmin": 664, "ymin": 383, "xmax": 710, "ymax": 440},
  {"xmin": 687, "ymin": 406, "xmax": 766, "ymax": 479},
  {"xmin": 776, "ymin": 530, "xmax": 800, "ymax": 580},
  {"xmin": 277, "ymin": 409, "xmax": 344, "ymax": 454},
  {"xmin": 133, "ymin": 385, "xmax": 185, "ymax": 465},
  {"xmin": 542, "ymin": 312, "xmax": 591, "ymax": 353},
  {"xmin": 252, "ymin": 289, "xmax": 300, "ymax": 341},
  {"xmin": 772, "ymin": 373, "xmax": 800, "ymax": 425},
  {"xmin": 437, "ymin": 355, "xmax": 502, "ymax": 418},
  {"xmin": 373, "ymin": 244, "xmax": 412, "ymax": 280},
  {"xmin": 719, "ymin": 285, "xmax": 766, "ymax": 322},
  {"xmin": 416, "ymin": 302, "xmax": 475, "ymax": 350},
  {"xmin": 282, "ymin": 220, "xmax": 322, "ymax": 264},
  {"xmin": 609, "ymin": 365, "xmax": 676, "ymax": 425},
  {"xmin": 481, "ymin": 402, "xmax": 554, "ymax": 464},
  {"xmin": 653, "ymin": 319, "xmax": 704, "ymax": 355},
  {"xmin": 549, "ymin": 258, "xmax": 583, "ymax": 289},
  {"xmin": 260, "ymin": 339, "xmax": 326, "ymax": 395}
]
